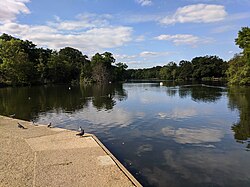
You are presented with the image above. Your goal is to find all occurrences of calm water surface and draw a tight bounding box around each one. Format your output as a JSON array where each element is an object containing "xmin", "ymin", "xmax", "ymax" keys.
[{"xmin": 0, "ymin": 82, "xmax": 250, "ymax": 187}]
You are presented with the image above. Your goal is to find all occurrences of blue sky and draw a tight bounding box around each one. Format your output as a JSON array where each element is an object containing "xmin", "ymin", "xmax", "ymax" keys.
[{"xmin": 0, "ymin": 0, "xmax": 249, "ymax": 68}]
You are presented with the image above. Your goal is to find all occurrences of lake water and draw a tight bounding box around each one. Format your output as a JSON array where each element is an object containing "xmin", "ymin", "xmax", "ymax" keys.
[{"xmin": 0, "ymin": 82, "xmax": 250, "ymax": 187}]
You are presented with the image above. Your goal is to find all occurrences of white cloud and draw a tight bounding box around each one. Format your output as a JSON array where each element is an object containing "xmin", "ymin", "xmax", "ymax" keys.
[
  {"xmin": 0, "ymin": 0, "xmax": 30, "ymax": 23},
  {"xmin": 115, "ymin": 51, "xmax": 171, "ymax": 60},
  {"xmin": 114, "ymin": 54, "xmax": 137, "ymax": 60},
  {"xmin": 139, "ymin": 51, "xmax": 158, "ymax": 57},
  {"xmin": 47, "ymin": 13, "xmax": 111, "ymax": 31},
  {"xmin": 160, "ymin": 4, "xmax": 227, "ymax": 25},
  {"xmin": 0, "ymin": 15, "xmax": 133, "ymax": 54},
  {"xmin": 139, "ymin": 51, "xmax": 170, "ymax": 57},
  {"xmin": 162, "ymin": 127, "xmax": 224, "ymax": 144},
  {"xmin": 155, "ymin": 34, "xmax": 213, "ymax": 46},
  {"xmin": 136, "ymin": 0, "xmax": 153, "ymax": 6}
]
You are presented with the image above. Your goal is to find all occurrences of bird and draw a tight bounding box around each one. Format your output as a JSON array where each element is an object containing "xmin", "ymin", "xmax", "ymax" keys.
[
  {"xmin": 9, "ymin": 114, "xmax": 15, "ymax": 118},
  {"xmin": 17, "ymin": 122, "xmax": 26, "ymax": 129},
  {"xmin": 76, "ymin": 126, "xmax": 84, "ymax": 137},
  {"xmin": 31, "ymin": 120, "xmax": 37, "ymax": 126},
  {"xmin": 47, "ymin": 122, "xmax": 52, "ymax": 128}
]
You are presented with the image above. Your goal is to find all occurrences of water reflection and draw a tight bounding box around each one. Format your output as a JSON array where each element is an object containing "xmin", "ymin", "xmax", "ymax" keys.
[
  {"xmin": 162, "ymin": 127, "xmax": 224, "ymax": 144},
  {"xmin": 0, "ymin": 82, "xmax": 250, "ymax": 186},
  {"xmin": 228, "ymin": 86, "xmax": 250, "ymax": 149},
  {"xmin": 0, "ymin": 84, "xmax": 127, "ymax": 120},
  {"xmin": 179, "ymin": 84, "xmax": 225, "ymax": 103}
]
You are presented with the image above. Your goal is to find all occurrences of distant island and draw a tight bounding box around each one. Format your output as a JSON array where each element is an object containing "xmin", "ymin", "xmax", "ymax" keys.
[{"xmin": 0, "ymin": 27, "xmax": 249, "ymax": 86}]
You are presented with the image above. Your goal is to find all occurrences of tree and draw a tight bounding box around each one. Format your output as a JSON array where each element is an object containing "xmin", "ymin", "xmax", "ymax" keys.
[
  {"xmin": 0, "ymin": 38, "xmax": 33, "ymax": 85},
  {"xmin": 92, "ymin": 63, "xmax": 110, "ymax": 83},
  {"xmin": 159, "ymin": 62, "xmax": 178, "ymax": 80},
  {"xmin": 59, "ymin": 47, "xmax": 87, "ymax": 81},
  {"xmin": 36, "ymin": 48, "xmax": 52, "ymax": 83},
  {"xmin": 192, "ymin": 56, "xmax": 226, "ymax": 80},
  {"xmin": 115, "ymin": 62, "xmax": 128, "ymax": 81},
  {"xmin": 235, "ymin": 27, "xmax": 250, "ymax": 61},
  {"xmin": 0, "ymin": 34, "xmax": 128, "ymax": 86},
  {"xmin": 178, "ymin": 60, "xmax": 193, "ymax": 80},
  {"xmin": 227, "ymin": 54, "xmax": 250, "ymax": 85},
  {"xmin": 102, "ymin": 52, "xmax": 115, "ymax": 67},
  {"xmin": 90, "ymin": 52, "xmax": 116, "ymax": 83},
  {"xmin": 47, "ymin": 51, "xmax": 69, "ymax": 83},
  {"xmin": 227, "ymin": 27, "xmax": 250, "ymax": 85}
]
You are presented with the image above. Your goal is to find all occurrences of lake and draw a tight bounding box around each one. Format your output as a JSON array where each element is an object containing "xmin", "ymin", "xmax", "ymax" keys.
[{"xmin": 0, "ymin": 82, "xmax": 250, "ymax": 187}]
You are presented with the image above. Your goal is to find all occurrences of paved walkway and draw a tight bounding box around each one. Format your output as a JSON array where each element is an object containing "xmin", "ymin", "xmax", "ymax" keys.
[{"xmin": 0, "ymin": 116, "xmax": 141, "ymax": 187}]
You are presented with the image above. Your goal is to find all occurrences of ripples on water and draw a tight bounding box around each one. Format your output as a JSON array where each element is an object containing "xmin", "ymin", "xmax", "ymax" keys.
[{"xmin": 0, "ymin": 82, "xmax": 250, "ymax": 187}]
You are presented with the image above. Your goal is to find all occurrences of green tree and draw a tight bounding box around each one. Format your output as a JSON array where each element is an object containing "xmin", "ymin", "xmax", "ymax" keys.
[
  {"xmin": 178, "ymin": 60, "xmax": 193, "ymax": 80},
  {"xmin": 90, "ymin": 52, "xmax": 116, "ymax": 83},
  {"xmin": 160, "ymin": 62, "xmax": 178, "ymax": 80},
  {"xmin": 192, "ymin": 56, "xmax": 226, "ymax": 80},
  {"xmin": 47, "ymin": 51, "xmax": 69, "ymax": 83},
  {"xmin": 227, "ymin": 54, "xmax": 250, "ymax": 85},
  {"xmin": 0, "ymin": 39, "xmax": 33, "ymax": 85},
  {"xmin": 227, "ymin": 27, "xmax": 250, "ymax": 85},
  {"xmin": 115, "ymin": 62, "xmax": 128, "ymax": 81},
  {"xmin": 36, "ymin": 48, "xmax": 52, "ymax": 83},
  {"xmin": 235, "ymin": 27, "xmax": 250, "ymax": 61},
  {"xmin": 59, "ymin": 47, "xmax": 87, "ymax": 81}
]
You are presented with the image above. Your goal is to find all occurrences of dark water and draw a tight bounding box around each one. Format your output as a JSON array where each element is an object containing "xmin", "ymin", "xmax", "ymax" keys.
[{"xmin": 1, "ymin": 82, "xmax": 250, "ymax": 187}]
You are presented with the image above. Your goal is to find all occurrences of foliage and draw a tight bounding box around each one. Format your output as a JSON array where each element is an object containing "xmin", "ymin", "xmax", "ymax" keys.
[
  {"xmin": 1, "ymin": 27, "xmax": 250, "ymax": 86},
  {"xmin": 235, "ymin": 27, "xmax": 250, "ymax": 61},
  {"xmin": 227, "ymin": 54, "xmax": 250, "ymax": 85},
  {"xmin": 178, "ymin": 60, "xmax": 193, "ymax": 80},
  {"xmin": 127, "ymin": 56, "xmax": 227, "ymax": 81},
  {"xmin": 0, "ymin": 33, "xmax": 127, "ymax": 86},
  {"xmin": 227, "ymin": 27, "xmax": 250, "ymax": 85},
  {"xmin": 0, "ymin": 38, "xmax": 34, "ymax": 85}
]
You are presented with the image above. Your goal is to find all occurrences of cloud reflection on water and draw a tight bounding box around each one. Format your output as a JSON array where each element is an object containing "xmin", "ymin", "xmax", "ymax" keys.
[
  {"xmin": 142, "ymin": 149, "xmax": 250, "ymax": 186},
  {"xmin": 157, "ymin": 108, "xmax": 198, "ymax": 120},
  {"xmin": 162, "ymin": 127, "xmax": 224, "ymax": 144},
  {"xmin": 37, "ymin": 104, "xmax": 133, "ymax": 129}
]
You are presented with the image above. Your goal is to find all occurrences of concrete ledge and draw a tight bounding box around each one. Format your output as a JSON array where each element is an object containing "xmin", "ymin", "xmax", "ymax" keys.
[{"xmin": 0, "ymin": 115, "xmax": 142, "ymax": 187}]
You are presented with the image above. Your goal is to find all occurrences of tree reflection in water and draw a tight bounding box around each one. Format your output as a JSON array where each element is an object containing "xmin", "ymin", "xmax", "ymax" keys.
[
  {"xmin": 0, "ymin": 83, "xmax": 127, "ymax": 120},
  {"xmin": 228, "ymin": 86, "xmax": 250, "ymax": 149}
]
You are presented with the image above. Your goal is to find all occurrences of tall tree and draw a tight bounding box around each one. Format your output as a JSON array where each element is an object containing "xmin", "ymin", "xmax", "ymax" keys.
[
  {"xmin": 178, "ymin": 60, "xmax": 193, "ymax": 80},
  {"xmin": 235, "ymin": 27, "xmax": 250, "ymax": 62},
  {"xmin": 227, "ymin": 27, "xmax": 250, "ymax": 85},
  {"xmin": 0, "ymin": 39, "xmax": 33, "ymax": 85}
]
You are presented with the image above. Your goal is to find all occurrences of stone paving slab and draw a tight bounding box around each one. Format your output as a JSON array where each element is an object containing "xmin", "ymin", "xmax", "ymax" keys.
[{"xmin": 0, "ymin": 116, "xmax": 142, "ymax": 187}]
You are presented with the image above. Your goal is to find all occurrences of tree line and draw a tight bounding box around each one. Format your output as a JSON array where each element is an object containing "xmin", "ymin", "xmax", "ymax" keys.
[
  {"xmin": 127, "ymin": 27, "xmax": 250, "ymax": 85},
  {"xmin": 0, "ymin": 33, "xmax": 128, "ymax": 86},
  {"xmin": 126, "ymin": 56, "xmax": 228, "ymax": 81},
  {"xmin": 0, "ymin": 27, "xmax": 249, "ymax": 86}
]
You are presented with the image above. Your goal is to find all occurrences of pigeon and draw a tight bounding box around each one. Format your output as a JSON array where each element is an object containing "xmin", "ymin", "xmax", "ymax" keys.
[
  {"xmin": 9, "ymin": 114, "xmax": 15, "ymax": 118},
  {"xmin": 76, "ymin": 127, "xmax": 84, "ymax": 137},
  {"xmin": 47, "ymin": 122, "xmax": 52, "ymax": 128},
  {"xmin": 17, "ymin": 122, "xmax": 26, "ymax": 129},
  {"xmin": 31, "ymin": 120, "xmax": 37, "ymax": 126}
]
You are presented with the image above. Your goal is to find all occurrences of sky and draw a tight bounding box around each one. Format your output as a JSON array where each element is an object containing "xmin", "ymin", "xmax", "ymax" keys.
[{"xmin": 0, "ymin": 0, "xmax": 249, "ymax": 69}]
